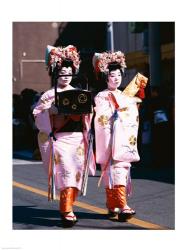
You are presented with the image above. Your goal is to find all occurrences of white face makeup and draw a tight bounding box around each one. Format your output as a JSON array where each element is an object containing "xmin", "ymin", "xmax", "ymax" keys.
[
  {"xmin": 57, "ymin": 66, "xmax": 73, "ymax": 87},
  {"xmin": 107, "ymin": 69, "xmax": 122, "ymax": 91}
]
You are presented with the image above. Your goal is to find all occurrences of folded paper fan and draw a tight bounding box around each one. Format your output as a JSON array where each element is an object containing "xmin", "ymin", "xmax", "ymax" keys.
[{"xmin": 123, "ymin": 73, "xmax": 148, "ymax": 97}]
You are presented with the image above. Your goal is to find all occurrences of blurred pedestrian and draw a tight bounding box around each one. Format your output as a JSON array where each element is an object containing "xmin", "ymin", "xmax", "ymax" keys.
[
  {"xmin": 33, "ymin": 45, "xmax": 95, "ymax": 227},
  {"xmin": 13, "ymin": 94, "xmax": 27, "ymax": 150},
  {"xmin": 149, "ymin": 86, "xmax": 169, "ymax": 167},
  {"xmin": 20, "ymin": 88, "xmax": 39, "ymax": 150},
  {"xmin": 30, "ymin": 92, "xmax": 43, "ymax": 160},
  {"xmin": 93, "ymin": 51, "xmax": 147, "ymax": 221}
]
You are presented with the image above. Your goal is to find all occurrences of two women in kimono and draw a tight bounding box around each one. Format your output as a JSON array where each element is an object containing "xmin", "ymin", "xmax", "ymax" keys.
[{"xmin": 33, "ymin": 45, "xmax": 140, "ymax": 227}]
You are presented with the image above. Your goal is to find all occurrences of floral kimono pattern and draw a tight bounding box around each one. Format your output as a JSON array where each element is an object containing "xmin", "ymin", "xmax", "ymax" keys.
[
  {"xmin": 94, "ymin": 89, "xmax": 140, "ymax": 194},
  {"xmin": 33, "ymin": 86, "xmax": 96, "ymax": 193}
]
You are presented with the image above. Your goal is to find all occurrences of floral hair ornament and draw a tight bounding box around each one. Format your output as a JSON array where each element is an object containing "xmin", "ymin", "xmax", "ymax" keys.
[
  {"xmin": 45, "ymin": 45, "xmax": 81, "ymax": 74},
  {"xmin": 92, "ymin": 51, "xmax": 127, "ymax": 76}
]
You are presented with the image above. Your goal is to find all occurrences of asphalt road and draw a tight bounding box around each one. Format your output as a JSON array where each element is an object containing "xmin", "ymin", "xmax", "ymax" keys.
[{"xmin": 13, "ymin": 159, "xmax": 174, "ymax": 230}]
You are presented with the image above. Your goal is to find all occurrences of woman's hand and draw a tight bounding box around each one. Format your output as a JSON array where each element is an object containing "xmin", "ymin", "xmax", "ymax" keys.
[{"xmin": 49, "ymin": 104, "xmax": 58, "ymax": 115}]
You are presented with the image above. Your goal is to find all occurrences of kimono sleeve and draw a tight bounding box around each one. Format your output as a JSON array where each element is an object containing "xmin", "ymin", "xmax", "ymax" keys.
[{"xmin": 32, "ymin": 91, "xmax": 53, "ymax": 134}]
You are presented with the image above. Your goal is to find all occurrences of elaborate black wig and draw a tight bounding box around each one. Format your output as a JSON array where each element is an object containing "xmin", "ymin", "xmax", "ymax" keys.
[
  {"xmin": 49, "ymin": 59, "xmax": 76, "ymax": 77},
  {"xmin": 60, "ymin": 59, "xmax": 76, "ymax": 74},
  {"xmin": 107, "ymin": 62, "xmax": 124, "ymax": 75}
]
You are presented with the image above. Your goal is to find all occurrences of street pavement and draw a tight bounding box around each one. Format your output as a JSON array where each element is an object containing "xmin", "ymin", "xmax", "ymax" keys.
[{"xmin": 13, "ymin": 158, "xmax": 174, "ymax": 230}]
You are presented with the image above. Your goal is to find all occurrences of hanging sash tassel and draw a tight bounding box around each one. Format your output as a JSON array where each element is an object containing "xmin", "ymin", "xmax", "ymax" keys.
[
  {"xmin": 48, "ymin": 133, "xmax": 57, "ymax": 201},
  {"xmin": 126, "ymin": 167, "xmax": 132, "ymax": 197},
  {"xmin": 81, "ymin": 130, "xmax": 94, "ymax": 196},
  {"xmin": 108, "ymin": 160, "xmax": 113, "ymax": 189}
]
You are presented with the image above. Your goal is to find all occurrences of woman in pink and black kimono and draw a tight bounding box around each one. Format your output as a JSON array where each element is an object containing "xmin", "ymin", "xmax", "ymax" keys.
[
  {"xmin": 93, "ymin": 51, "xmax": 141, "ymax": 222},
  {"xmin": 33, "ymin": 45, "xmax": 95, "ymax": 227}
]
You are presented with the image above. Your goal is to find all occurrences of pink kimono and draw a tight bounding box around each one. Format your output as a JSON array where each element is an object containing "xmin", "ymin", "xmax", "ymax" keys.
[
  {"xmin": 33, "ymin": 86, "xmax": 96, "ymax": 194},
  {"xmin": 94, "ymin": 89, "xmax": 140, "ymax": 195}
]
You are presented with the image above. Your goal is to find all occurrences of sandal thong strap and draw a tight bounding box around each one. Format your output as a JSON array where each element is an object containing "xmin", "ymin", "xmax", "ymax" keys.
[
  {"xmin": 61, "ymin": 212, "xmax": 77, "ymax": 221},
  {"xmin": 65, "ymin": 215, "xmax": 76, "ymax": 220},
  {"xmin": 121, "ymin": 208, "xmax": 136, "ymax": 214}
]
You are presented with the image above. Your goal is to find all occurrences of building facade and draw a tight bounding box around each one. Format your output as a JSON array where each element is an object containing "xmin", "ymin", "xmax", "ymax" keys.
[
  {"xmin": 13, "ymin": 22, "xmax": 60, "ymax": 94},
  {"xmin": 13, "ymin": 22, "xmax": 174, "ymax": 95}
]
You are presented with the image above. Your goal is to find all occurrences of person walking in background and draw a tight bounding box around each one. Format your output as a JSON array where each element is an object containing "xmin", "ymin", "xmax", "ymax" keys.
[
  {"xmin": 33, "ymin": 45, "xmax": 95, "ymax": 227},
  {"xmin": 93, "ymin": 51, "xmax": 147, "ymax": 221},
  {"xmin": 149, "ymin": 86, "xmax": 169, "ymax": 167}
]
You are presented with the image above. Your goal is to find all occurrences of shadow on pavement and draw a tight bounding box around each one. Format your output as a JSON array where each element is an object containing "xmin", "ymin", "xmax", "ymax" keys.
[
  {"xmin": 13, "ymin": 206, "xmax": 62, "ymax": 229},
  {"xmin": 13, "ymin": 206, "xmax": 146, "ymax": 230}
]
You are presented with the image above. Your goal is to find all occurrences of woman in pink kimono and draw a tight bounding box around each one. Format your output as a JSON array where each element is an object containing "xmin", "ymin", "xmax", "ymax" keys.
[
  {"xmin": 93, "ymin": 51, "xmax": 141, "ymax": 222},
  {"xmin": 33, "ymin": 45, "xmax": 95, "ymax": 227}
]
